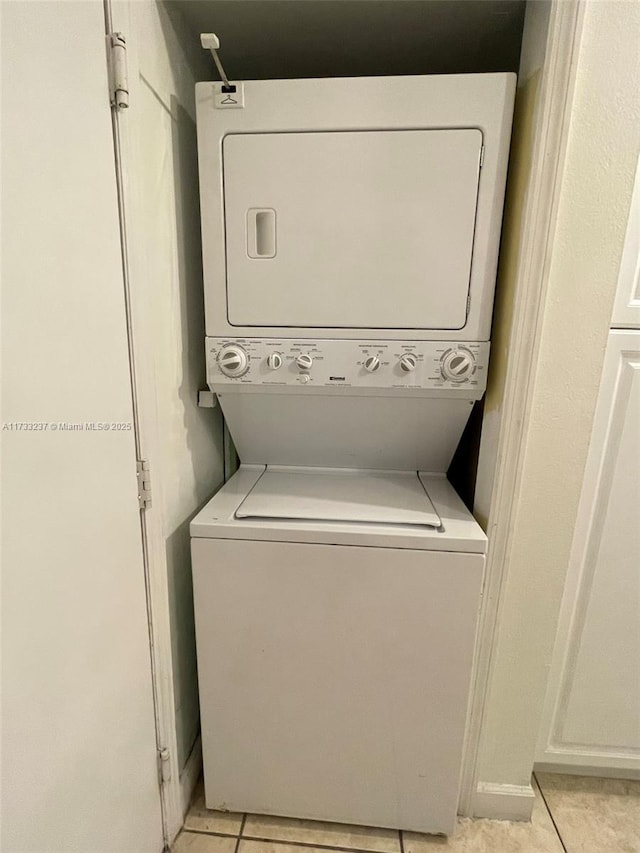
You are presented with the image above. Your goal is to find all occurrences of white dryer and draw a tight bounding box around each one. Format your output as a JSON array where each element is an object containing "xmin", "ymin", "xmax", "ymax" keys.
[{"xmin": 192, "ymin": 73, "xmax": 515, "ymax": 834}]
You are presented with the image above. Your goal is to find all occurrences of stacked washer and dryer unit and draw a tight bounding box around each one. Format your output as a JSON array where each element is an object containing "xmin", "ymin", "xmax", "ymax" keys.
[{"xmin": 192, "ymin": 74, "xmax": 515, "ymax": 835}]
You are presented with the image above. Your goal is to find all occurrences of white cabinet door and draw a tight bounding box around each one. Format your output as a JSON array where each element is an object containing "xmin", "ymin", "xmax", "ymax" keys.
[
  {"xmin": 223, "ymin": 129, "xmax": 482, "ymax": 329},
  {"xmin": 536, "ymin": 330, "xmax": 640, "ymax": 774},
  {"xmin": 1, "ymin": 2, "xmax": 164, "ymax": 850},
  {"xmin": 611, "ymin": 155, "xmax": 640, "ymax": 328}
]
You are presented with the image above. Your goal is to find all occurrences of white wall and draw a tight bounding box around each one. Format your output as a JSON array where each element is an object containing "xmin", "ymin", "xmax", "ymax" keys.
[
  {"xmin": 474, "ymin": 0, "xmax": 640, "ymax": 793},
  {"xmin": 121, "ymin": 0, "xmax": 225, "ymax": 775}
]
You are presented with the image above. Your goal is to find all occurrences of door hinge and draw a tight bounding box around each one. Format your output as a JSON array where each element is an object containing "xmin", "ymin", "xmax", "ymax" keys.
[
  {"xmin": 479, "ymin": 145, "xmax": 485, "ymax": 170},
  {"xmin": 136, "ymin": 459, "xmax": 152, "ymax": 510},
  {"xmin": 157, "ymin": 747, "xmax": 171, "ymax": 785},
  {"xmin": 107, "ymin": 32, "xmax": 129, "ymax": 110}
]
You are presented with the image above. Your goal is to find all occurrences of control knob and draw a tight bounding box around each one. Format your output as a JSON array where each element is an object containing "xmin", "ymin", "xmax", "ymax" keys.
[
  {"xmin": 217, "ymin": 344, "xmax": 249, "ymax": 378},
  {"xmin": 296, "ymin": 353, "xmax": 313, "ymax": 372},
  {"xmin": 364, "ymin": 356, "xmax": 380, "ymax": 373},
  {"xmin": 267, "ymin": 352, "xmax": 282, "ymax": 370},
  {"xmin": 399, "ymin": 353, "xmax": 417, "ymax": 373},
  {"xmin": 441, "ymin": 349, "xmax": 475, "ymax": 383}
]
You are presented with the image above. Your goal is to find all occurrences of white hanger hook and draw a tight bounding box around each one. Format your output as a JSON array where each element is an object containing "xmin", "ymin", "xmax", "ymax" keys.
[{"xmin": 201, "ymin": 33, "xmax": 233, "ymax": 90}]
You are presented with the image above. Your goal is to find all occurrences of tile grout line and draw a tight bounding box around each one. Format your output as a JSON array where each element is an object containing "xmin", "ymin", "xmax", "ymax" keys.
[
  {"xmin": 533, "ymin": 772, "xmax": 568, "ymax": 853},
  {"xmin": 184, "ymin": 829, "xmax": 243, "ymax": 839},
  {"xmin": 236, "ymin": 832, "xmax": 399, "ymax": 853},
  {"xmin": 235, "ymin": 814, "xmax": 248, "ymax": 853}
]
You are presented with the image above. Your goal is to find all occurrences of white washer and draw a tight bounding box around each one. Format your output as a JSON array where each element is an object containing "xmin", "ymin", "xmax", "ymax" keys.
[
  {"xmin": 193, "ymin": 73, "xmax": 515, "ymax": 834},
  {"xmin": 191, "ymin": 466, "xmax": 486, "ymax": 835}
]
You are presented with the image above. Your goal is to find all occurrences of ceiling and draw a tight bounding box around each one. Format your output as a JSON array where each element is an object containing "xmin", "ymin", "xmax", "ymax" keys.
[{"xmin": 169, "ymin": 0, "xmax": 526, "ymax": 81}]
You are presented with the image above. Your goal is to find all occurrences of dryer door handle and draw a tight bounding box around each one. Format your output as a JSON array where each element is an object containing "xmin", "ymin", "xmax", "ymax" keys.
[{"xmin": 247, "ymin": 208, "xmax": 277, "ymax": 258}]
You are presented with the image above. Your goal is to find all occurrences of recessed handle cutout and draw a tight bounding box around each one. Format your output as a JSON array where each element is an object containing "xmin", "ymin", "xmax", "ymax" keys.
[{"xmin": 247, "ymin": 208, "xmax": 276, "ymax": 258}]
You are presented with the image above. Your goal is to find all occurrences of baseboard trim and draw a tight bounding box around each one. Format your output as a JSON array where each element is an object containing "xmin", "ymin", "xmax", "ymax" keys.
[
  {"xmin": 535, "ymin": 760, "xmax": 640, "ymax": 781},
  {"xmin": 472, "ymin": 782, "xmax": 535, "ymax": 821},
  {"xmin": 180, "ymin": 735, "xmax": 203, "ymax": 818}
]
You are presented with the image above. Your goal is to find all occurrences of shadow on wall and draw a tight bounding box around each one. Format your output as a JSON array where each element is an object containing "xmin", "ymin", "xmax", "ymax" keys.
[
  {"xmin": 170, "ymin": 94, "xmax": 216, "ymax": 472},
  {"xmin": 448, "ymin": 399, "xmax": 484, "ymax": 511},
  {"xmin": 170, "ymin": 0, "xmax": 526, "ymax": 80},
  {"xmin": 167, "ymin": 92, "xmax": 226, "ymax": 770},
  {"xmin": 165, "ymin": 517, "xmax": 200, "ymax": 768}
]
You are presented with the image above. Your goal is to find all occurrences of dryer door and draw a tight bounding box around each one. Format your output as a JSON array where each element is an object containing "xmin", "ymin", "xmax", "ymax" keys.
[{"xmin": 223, "ymin": 129, "xmax": 482, "ymax": 330}]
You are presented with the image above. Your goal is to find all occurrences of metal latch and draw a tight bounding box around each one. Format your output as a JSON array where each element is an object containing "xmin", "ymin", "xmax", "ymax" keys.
[
  {"xmin": 136, "ymin": 459, "xmax": 152, "ymax": 510},
  {"xmin": 158, "ymin": 748, "xmax": 171, "ymax": 784}
]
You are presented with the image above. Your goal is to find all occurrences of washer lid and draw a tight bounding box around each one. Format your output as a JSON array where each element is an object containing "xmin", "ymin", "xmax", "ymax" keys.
[{"xmin": 235, "ymin": 467, "xmax": 441, "ymax": 528}]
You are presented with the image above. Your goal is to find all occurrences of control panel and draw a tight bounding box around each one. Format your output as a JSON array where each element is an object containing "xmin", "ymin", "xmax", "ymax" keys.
[{"xmin": 207, "ymin": 338, "xmax": 490, "ymax": 395}]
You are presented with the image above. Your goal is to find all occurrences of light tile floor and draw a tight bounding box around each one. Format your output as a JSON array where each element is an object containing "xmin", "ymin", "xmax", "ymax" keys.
[
  {"xmin": 174, "ymin": 773, "xmax": 640, "ymax": 853},
  {"xmin": 536, "ymin": 773, "xmax": 640, "ymax": 853}
]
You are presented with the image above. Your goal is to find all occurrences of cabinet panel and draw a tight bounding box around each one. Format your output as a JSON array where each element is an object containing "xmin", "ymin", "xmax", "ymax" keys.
[
  {"xmin": 611, "ymin": 155, "xmax": 640, "ymax": 328},
  {"xmin": 536, "ymin": 330, "xmax": 640, "ymax": 773},
  {"xmin": 193, "ymin": 538, "xmax": 483, "ymax": 834}
]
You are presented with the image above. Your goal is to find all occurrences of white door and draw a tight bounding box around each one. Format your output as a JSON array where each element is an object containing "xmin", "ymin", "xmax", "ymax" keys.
[
  {"xmin": 536, "ymin": 330, "xmax": 640, "ymax": 775},
  {"xmin": 1, "ymin": 3, "xmax": 164, "ymax": 851},
  {"xmin": 223, "ymin": 129, "xmax": 482, "ymax": 329}
]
